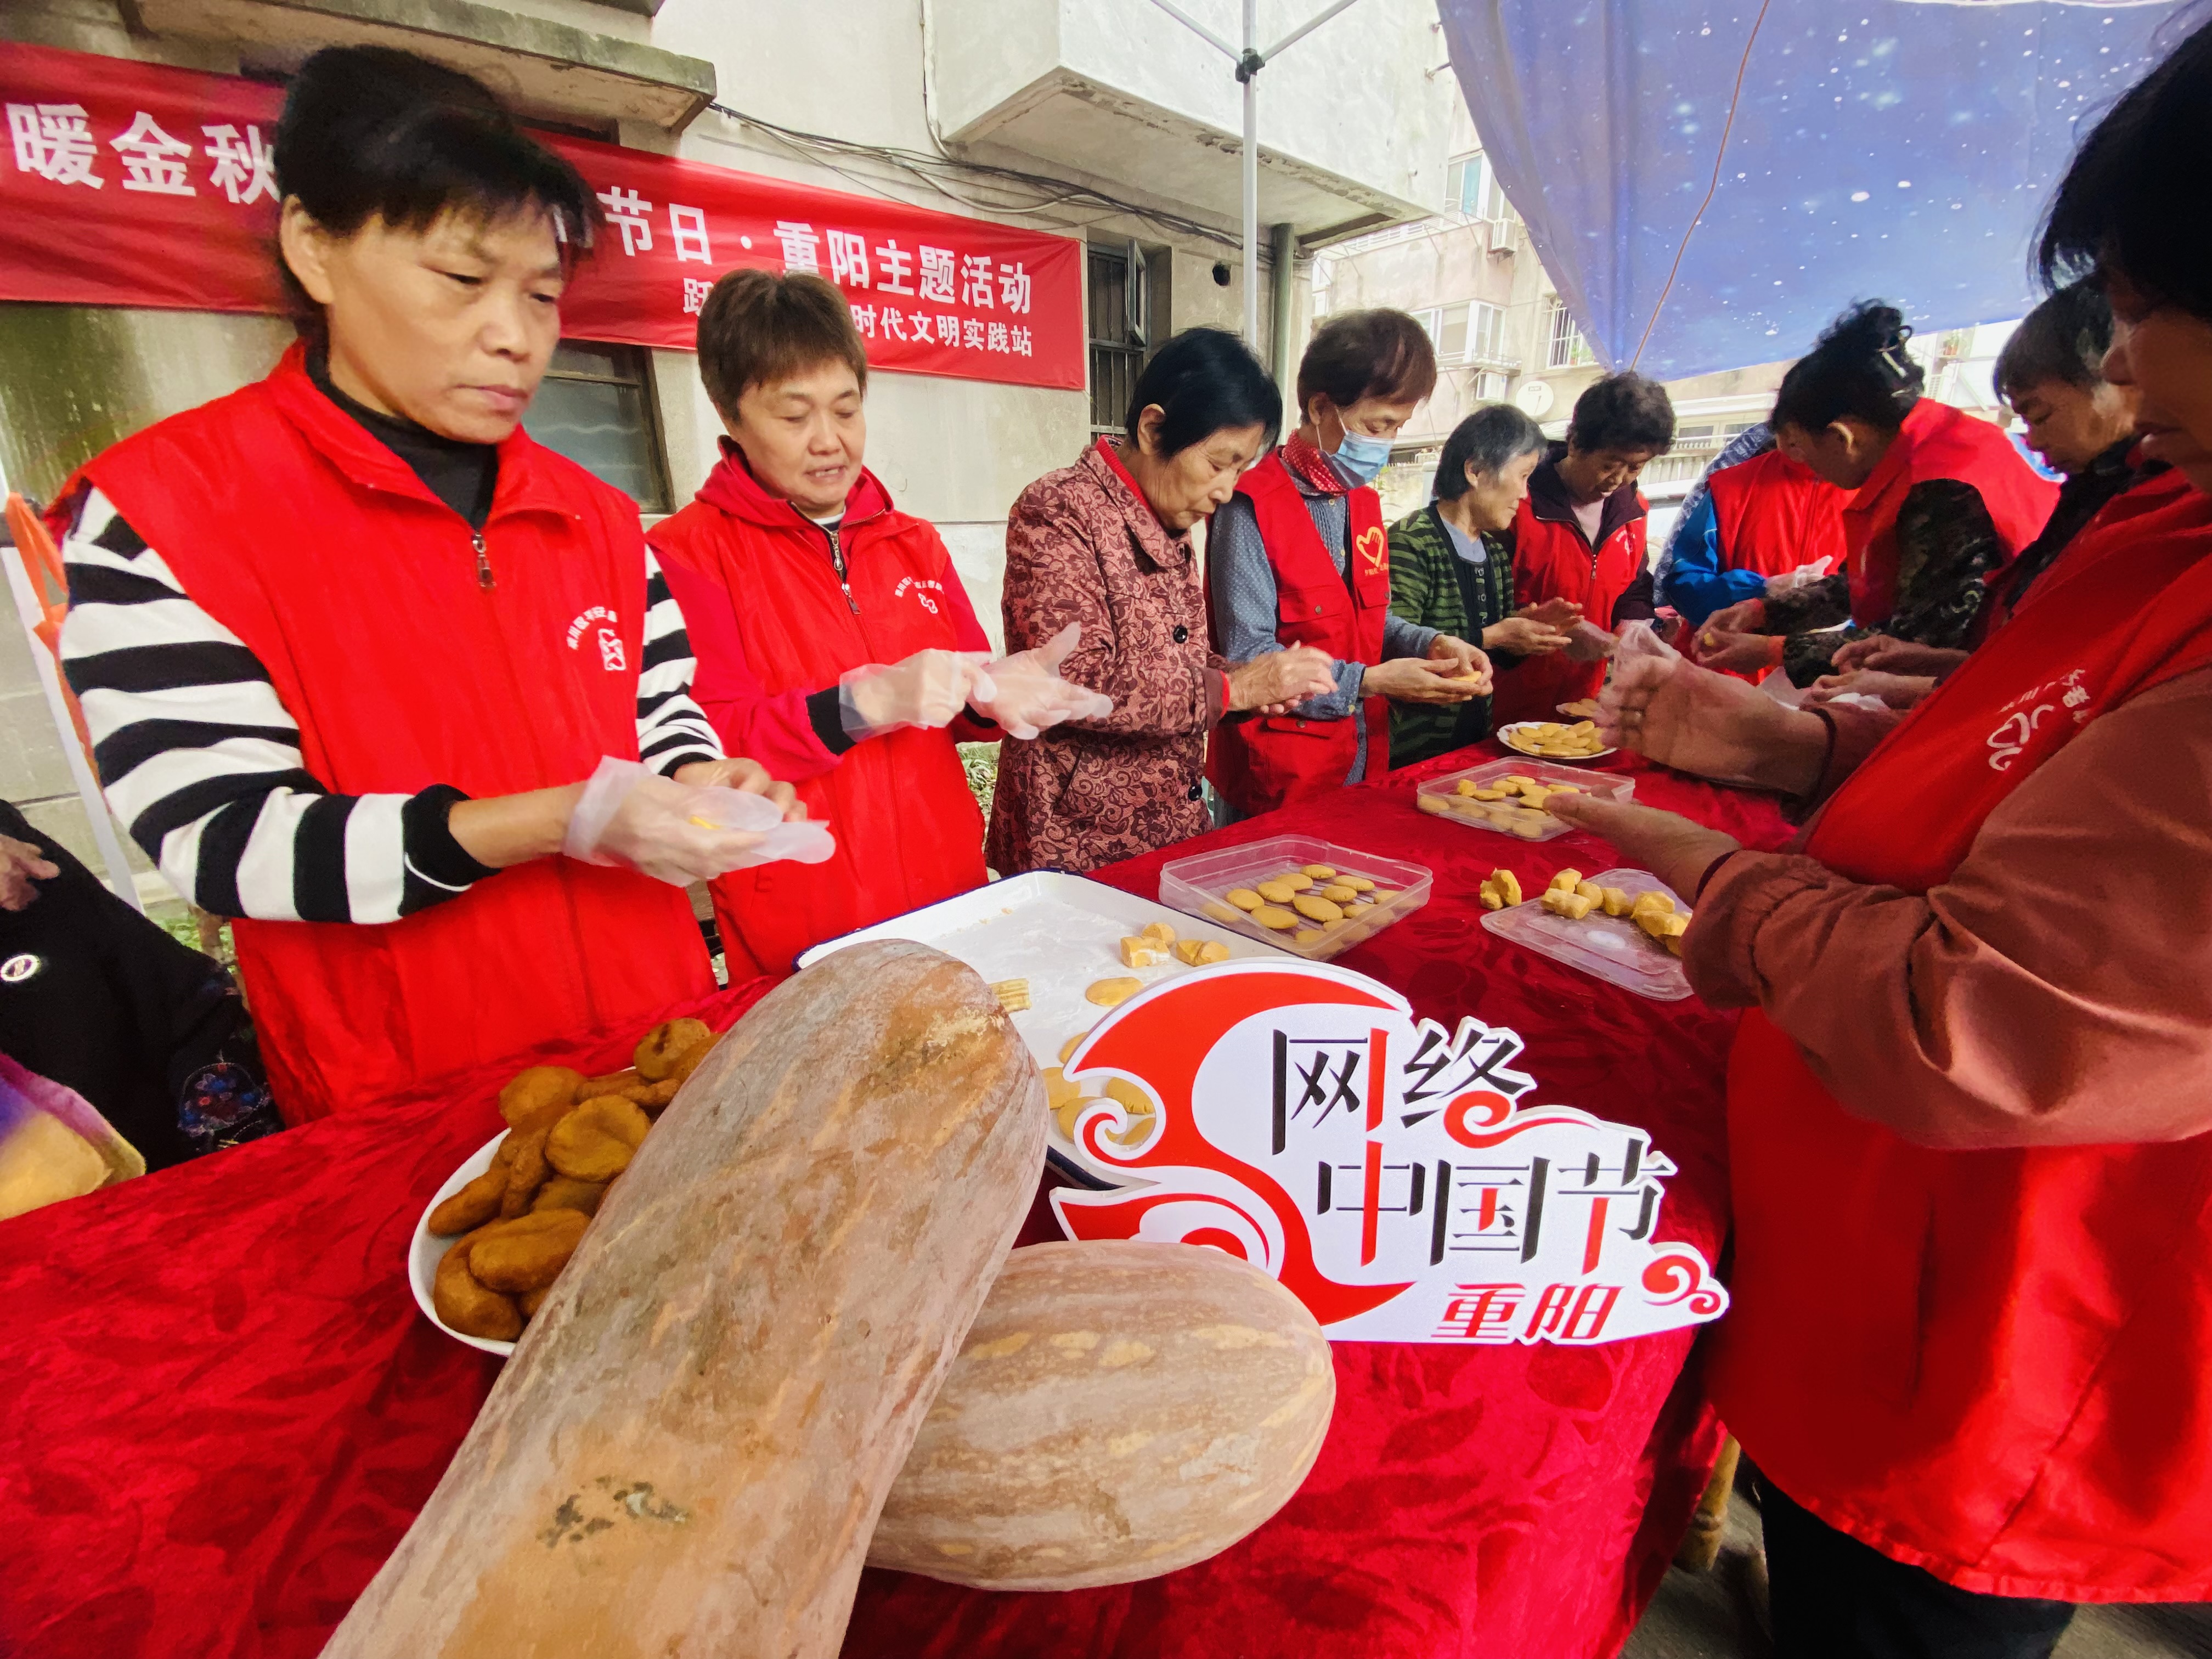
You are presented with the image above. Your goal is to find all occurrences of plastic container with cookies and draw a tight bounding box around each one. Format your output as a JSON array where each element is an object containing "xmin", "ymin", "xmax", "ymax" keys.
[
  {"xmin": 1478, "ymin": 865, "xmax": 1692, "ymax": 1001},
  {"xmin": 1158, "ymin": 835, "xmax": 1432, "ymax": 961},
  {"xmin": 1414, "ymin": 757, "xmax": 1638, "ymax": 844}
]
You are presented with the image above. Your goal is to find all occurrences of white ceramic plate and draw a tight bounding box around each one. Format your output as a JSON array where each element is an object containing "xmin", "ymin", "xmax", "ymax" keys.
[
  {"xmin": 1497, "ymin": 721, "xmax": 1618, "ymax": 764},
  {"xmin": 408, "ymin": 1132, "xmax": 517, "ymax": 1357}
]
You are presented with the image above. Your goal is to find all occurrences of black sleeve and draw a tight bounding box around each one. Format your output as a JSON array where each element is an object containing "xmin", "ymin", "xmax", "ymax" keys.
[
  {"xmin": 1610, "ymin": 564, "xmax": 1657, "ymax": 627},
  {"xmin": 1886, "ymin": 480, "xmax": 2003, "ymax": 650}
]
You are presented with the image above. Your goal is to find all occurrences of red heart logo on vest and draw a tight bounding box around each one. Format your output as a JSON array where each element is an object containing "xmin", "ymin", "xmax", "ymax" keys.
[{"xmin": 1356, "ymin": 526, "xmax": 1388, "ymax": 575}]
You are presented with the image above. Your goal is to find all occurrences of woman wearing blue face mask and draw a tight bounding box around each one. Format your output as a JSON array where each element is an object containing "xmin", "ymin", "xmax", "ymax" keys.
[{"xmin": 1207, "ymin": 309, "xmax": 1490, "ymax": 815}]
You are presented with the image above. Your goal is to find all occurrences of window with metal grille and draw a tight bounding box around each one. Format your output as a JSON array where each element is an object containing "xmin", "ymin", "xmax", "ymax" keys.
[
  {"xmin": 523, "ymin": 340, "xmax": 672, "ymax": 512},
  {"xmin": 1087, "ymin": 242, "xmax": 1149, "ymax": 434},
  {"xmin": 1545, "ymin": 300, "xmax": 1596, "ymax": 371}
]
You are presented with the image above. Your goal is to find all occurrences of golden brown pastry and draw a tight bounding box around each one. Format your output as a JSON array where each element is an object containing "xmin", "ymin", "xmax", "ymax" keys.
[
  {"xmin": 433, "ymin": 1227, "xmax": 524, "ymax": 1341},
  {"xmin": 498, "ymin": 1066, "xmax": 585, "ymax": 1130},
  {"xmin": 468, "ymin": 1209, "xmax": 591, "ymax": 1294},
  {"xmin": 517, "ymin": 1284, "xmax": 550, "ymax": 1319},
  {"xmin": 499, "ymin": 1122, "xmax": 556, "ymax": 1219},
  {"xmin": 635, "ymin": 1018, "xmax": 715, "ymax": 1081},
  {"xmin": 428, "ymin": 1166, "xmax": 508, "ymax": 1236},
  {"xmin": 546, "ymin": 1094, "xmax": 653, "ymax": 1183},
  {"xmin": 531, "ymin": 1176, "xmax": 610, "ymax": 1218}
]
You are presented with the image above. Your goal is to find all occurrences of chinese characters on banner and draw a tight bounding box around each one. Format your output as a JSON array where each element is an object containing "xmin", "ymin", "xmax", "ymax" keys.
[
  {"xmin": 1053, "ymin": 960, "xmax": 1729, "ymax": 1346},
  {"xmin": 0, "ymin": 40, "xmax": 1083, "ymax": 391}
]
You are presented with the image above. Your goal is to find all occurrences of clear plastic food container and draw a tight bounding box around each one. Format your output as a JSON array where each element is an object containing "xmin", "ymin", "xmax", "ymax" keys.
[
  {"xmin": 1159, "ymin": 834, "xmax": 1433, "ymax": 961},
  {"xmin": 1413, "ymin": 757, "xmax": 1638, "ymax": 844},
  {"xmin": 1479, "ymin": 865, "xmax": 1690, "ymax": 1000}
]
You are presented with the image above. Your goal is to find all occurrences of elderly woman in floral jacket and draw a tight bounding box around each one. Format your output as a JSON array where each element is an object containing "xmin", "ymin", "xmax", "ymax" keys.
[{"xmin": 987, "ymin": 330, "xmax": 1335, "ymax": 873}]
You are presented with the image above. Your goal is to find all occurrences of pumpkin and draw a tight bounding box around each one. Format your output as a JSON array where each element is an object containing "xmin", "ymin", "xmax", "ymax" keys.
[
  {"xmin": 867, "ymin": 1239, "xmax": 1336, "ymax": 1590},
  {"xmin": 320, "ymin": 940, "xmax": 1046, "ymax": 1659}
]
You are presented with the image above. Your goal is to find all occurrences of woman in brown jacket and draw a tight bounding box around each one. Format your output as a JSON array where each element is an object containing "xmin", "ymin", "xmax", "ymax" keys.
[{"xmin": 988, "ymin": 330, "xmax": 1335, "ymax": 872}]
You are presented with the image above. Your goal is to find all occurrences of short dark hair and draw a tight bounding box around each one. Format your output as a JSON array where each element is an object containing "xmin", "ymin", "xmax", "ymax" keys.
[
  {"xmin": 695, "ymin": 269, "xmax": 868, "ymax": 417},
  {"xmin": 1994, "ymin": 282, "xmax": 2114, "ymax": 401},
  {"xmin": 2039, "ymin": 16, "xmax": 2212, "ymax": 321},
  {"xmin": 274, "ymin": 47, "xmax": 601, "ymax": 330},
  {"xmin": 1126, "ymin": 328, "xmax": 1282, "ymax": 456},
  {"xmin": 1295, "ymin": 310, "xmax": 1438, "ymax": 422},
  {"xmin": 1435, "ymin": 405, "xmax": 1547, "ymax": 500},
  {"xmin": 1566, "ymin": 373, "xmax": 1677, "ymax": 454},
  {"xmin": 1770, "ymin": 302, "xmax": 1925, "ymax": 435}
]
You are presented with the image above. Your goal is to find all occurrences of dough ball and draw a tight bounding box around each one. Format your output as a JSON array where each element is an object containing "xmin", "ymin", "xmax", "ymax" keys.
[
  {"xmin": 433, "ymin": 1228, "xmax": 523, "ymax": 1341},
  {"xmin": 635, "ymin": 1018, "xmax": 714, "ymax": 1082},
  {"xmin": 498, "ymin": 1066, "xmax": 585, "ymax": 1130},
  {"xmin": 1086, "ymin": 977, "xmax": 1143, "ymax": 1007},
  {"xmin": 1250, "ymin": 905, "xmax": 1299, "ymax": 931},
  {"xmin": 1225, "ymin": 888, "xmax": 1265, "ymax": 911},
  {"xmin": 468, "ymin": 1209, "xmax": 590, "ymax": 1295},
  {"xmin": 428, "ymin": 1166, "xmax": 508, "ymax": 1237},
  {"xmin": 1256, "ymin": 879, "xmax": 1298, "ymax": 904},
  {"xmin": 1292, "ymin": 894, "xmax": 1344, "ymax": 923},
  {"xmin": 546, "ymin": 1094, "xmax": 652, "ymax": 1183}
]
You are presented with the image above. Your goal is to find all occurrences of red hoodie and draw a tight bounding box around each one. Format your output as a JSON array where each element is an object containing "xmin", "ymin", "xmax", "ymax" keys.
[{"xmin": 648, "ymin": 442, "xmax": 994, "ymax": 978}]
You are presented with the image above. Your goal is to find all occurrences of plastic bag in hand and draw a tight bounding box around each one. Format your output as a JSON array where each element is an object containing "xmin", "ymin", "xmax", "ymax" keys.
[
  {"xmin": 974, "ymin": 622, "xmax": 1114, "ymax": 741},
  {"xmin": 563, "ymin": 758, "xmax": 834, "ymax": 887},
  {"xmin": 1765, "ymin": 556, "xmax": 1833, "ymax": 597},
  {"xmin": 1562, "ymin": 619, "xmax": 1618, "ymax": 663},
  {"xmin": 1593, "ymin": 621, "xmax": 1684, "ymax": 746},
  {"xmin": 838, "ymin": 649, "xmax": 992, "ymax": 740}
]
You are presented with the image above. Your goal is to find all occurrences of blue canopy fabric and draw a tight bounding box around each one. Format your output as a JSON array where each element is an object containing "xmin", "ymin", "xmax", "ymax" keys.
[{"xmin": 1438, "ymin": 0, "xmax": 2194, "ymax": 379}]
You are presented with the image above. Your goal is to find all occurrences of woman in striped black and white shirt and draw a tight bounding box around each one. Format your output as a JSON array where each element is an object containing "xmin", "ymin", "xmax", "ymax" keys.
[{"xmin": 54, "ymin": 46, "xmax": 801, "ymax": 1121}]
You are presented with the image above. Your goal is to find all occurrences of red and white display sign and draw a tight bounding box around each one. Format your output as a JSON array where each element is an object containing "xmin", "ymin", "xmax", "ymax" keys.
[
  {"xmin": 0, "ymin": 40, "xmax": 1084, "ymax": 390},
  {"xmin": 1053, "ymin": 960, "xmax": 1729, "ymax": 1346}
]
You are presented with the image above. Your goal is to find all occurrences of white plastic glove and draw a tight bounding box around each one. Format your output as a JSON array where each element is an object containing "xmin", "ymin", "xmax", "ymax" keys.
[
  {"xmin": 564, "ymin": 758, "xmax": 835, "ymax": 886},
  {"xmin": 838, "ymin": 648, "xmax": 992, "ymax": 740},
  {"xmin": 1765, "ymin": 556, "xmax": 1834, "ymax": 597},
  {"xmin": 972, "ymin": 622, "xmax": 1114, "ymax": 741},
  {"xmin": 1562, "ymin": 619, "xmax": 1618, "ymax": 663}
]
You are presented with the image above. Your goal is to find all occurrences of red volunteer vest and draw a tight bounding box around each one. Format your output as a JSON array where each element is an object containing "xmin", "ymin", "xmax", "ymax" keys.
[
  {"xmin": 1206, "ymin": 450, "xmax": 1390, "ymax": 815},
  {"xmin": 68, "ymin": 347, "xmax": 711, "ymax": 1122},
  {"xmin": 1493, "ymin": 488, "xmax": 1647, "ymax": 724},
  {"xmin": 1716, "ymin": 467, "xmax": 2212, "ymax": 1600},
  {"xmin": 1842, "ymin": 398, "xmax": 2059, "ymax": 628},
  {"xmin": 1706, "ymin": 446, "xmax": 1849, "ymax": 583},
  {"xmin": 648, "ymin": 464, "xmax": 985, "ymax": 978}
]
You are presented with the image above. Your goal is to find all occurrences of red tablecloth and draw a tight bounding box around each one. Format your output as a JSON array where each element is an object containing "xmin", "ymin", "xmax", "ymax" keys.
[{"xmin": 0, "ymin": 745, "xmax": 1791, "ymax": 1659}]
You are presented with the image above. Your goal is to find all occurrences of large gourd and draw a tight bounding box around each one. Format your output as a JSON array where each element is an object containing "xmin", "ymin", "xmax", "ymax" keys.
[
  {"xmin": 321, "ymin": 940, "xmax": 1045, "ymax": 1659},
  {"xmin": 868, "ymin": 1239, "xmax": 1336, "ymax": 1589}
]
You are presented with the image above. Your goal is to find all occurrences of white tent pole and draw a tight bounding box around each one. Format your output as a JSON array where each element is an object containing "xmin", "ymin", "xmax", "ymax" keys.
[
  {"xmin": 1242, "ymin": 0, "xmax": 1260, "ymax": 345},
  {"xmin": 1145, "ymin": 0, "xmax": 1369, "ymax": 349}
]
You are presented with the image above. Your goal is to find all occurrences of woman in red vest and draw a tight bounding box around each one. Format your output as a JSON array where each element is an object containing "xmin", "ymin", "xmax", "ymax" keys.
[
  {"xmin": 53, "ymin": 48, "xmax": 800, "ymax": 1124},
  {"xmin": 1544, "ymin": 24, "xmax": 2212, "ymax": 1649},
  {"xmin": 1698, "ymin": 303, "xmax": 2058, "ymax": 685},
  {"xmin": 1488, "ymin": 372, "xmax": 1677, "ymax": 725},
  {"xmin": 1655, "ymin": 422, "xmax": 1849, "ymax": 633},
  {"xmin": 1207, "ymin": 309, "xmax": 1489, "ymax": 816},
  {"xmin": 649, "ymin": 270, "xmax": 1107, "ymax": 977}
]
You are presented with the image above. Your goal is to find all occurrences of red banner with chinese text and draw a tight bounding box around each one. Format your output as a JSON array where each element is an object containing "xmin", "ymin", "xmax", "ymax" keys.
[{"xmin": 0, "ymin": 40, "xmax": 1085, "ymax": 390}]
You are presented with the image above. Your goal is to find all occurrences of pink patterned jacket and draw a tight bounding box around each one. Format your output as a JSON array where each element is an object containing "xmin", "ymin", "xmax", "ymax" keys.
[{"xmin": 986, "ymin": 439, "xmax": 1228, "ymax": 873}]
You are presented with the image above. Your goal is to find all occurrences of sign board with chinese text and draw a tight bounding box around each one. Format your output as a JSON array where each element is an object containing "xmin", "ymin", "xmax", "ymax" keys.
[
  {"xmin": 1053, "ymin": 960, "xmax": 1729, "ymax": 1346},
  {"xmin": 0, "ymin": 41, "xmax": 1082, "ymax": 391}
]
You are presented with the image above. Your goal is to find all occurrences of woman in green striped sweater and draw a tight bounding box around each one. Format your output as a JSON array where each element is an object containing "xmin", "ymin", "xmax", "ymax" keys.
[{"xmin": 1387, "ymin": 405, "xmax": 1581, "ymax": 765}]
